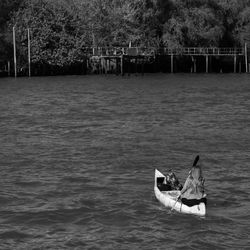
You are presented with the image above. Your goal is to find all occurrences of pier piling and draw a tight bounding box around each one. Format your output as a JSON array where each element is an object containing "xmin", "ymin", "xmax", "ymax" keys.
[
  {"xmin": 121, "ymin": 55, "xmax": 124, "ymax": 76},
  {"xmin": 234, "ymin": 55, "xmax": 237, "ymax": 73},
  {"xmin": 206, "ymin": 55, "xmax": 209, "ymax": 73},
  {"xmin": 171, "ymin": 54, "xmax": 174, "ymax": 73}
]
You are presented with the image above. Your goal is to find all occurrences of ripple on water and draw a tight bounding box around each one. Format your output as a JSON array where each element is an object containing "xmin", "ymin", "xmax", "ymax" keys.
[{"xmin": 0, "ymin": 230, "xmax": 32, "ymax": 240}]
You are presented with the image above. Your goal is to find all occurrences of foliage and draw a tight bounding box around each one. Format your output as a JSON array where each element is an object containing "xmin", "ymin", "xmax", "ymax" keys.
[
  {"xmin": 10, "ymin": 0, "xmax": 86, "ymax": 66},
  {"xmin": 0, "ymin": 0, "xmax": 23, "ymax": 61},
  {"xmin": 0, "ymin": 0, "xmax": 250, "ymax": 67},
  {"xmin": 234, "ymin": 7, "xmax": 250, "ymax": 45},
  {"xmin": 77, "ymin": 0, "xmax": 138, "ymax": 46},
  {"xmin": 162, "ymin": 0, "xmax": 224, "ymax": 48}
]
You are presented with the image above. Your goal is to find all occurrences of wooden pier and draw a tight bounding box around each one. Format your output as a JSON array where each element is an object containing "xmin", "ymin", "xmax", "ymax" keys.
[
  {"xmin": 5, "ymin": 45, "xmax": 249, "ymax": 76},
  {"xmin": 86, "ymin": 46, "xmax": 248, "ymax": 74}
]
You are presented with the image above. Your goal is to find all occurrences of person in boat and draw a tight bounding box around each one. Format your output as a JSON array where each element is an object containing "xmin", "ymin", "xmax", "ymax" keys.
[
  {"xmin": 179, "ymin": 164, "xmax": 207, "ymax": 207},
  {"xmin": 166, "ymin": 170, "xmax": 183, "ymax": 191},
  {"xmin": 157, "ymin": 169, "xmax": 182, "ymax": 191}
]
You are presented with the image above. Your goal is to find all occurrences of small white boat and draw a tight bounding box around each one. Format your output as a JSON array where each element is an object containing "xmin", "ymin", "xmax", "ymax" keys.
[{"xmin": 154, "ymin": 169, "xmax": 206, "ymax": 216}]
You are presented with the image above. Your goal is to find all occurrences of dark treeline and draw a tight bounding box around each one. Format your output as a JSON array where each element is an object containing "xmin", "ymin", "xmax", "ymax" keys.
[{"xmin": 0, "ymin": 0, "xmax": 250, "ymax": 74}]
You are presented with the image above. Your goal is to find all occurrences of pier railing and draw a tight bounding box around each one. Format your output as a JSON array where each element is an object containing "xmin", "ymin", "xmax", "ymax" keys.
[
  {"xmin": 163, "ymin": 47, "xmax": 244, "ymax": 56},
  {"xmin": 86, "ymin": 46, "xmax": 245, "ymax": 57}
]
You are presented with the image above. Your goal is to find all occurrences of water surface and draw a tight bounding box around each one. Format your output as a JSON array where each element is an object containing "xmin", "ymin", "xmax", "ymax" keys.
[{"xmin": 0, "ymin": 74, "xmax": 250, "ymax": 249}]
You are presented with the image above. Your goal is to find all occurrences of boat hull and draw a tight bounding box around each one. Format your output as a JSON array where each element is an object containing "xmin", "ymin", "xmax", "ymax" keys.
[{"xmin": 154, "ymin": 169, "xmax": 206, "ymax": 216}]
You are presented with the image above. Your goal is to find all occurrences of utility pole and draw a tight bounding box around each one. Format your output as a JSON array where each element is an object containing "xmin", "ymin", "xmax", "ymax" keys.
[
  {"xmin": 28, "ymin": 28, "xmax": 31, "ymax": 77},
  {"xmin": 13, "ymin": 26, "xmax": 17, "ymax": 77}
]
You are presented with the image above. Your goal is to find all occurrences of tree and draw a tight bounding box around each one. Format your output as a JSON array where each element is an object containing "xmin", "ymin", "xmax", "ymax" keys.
[
  {"xmin": 162, "ymin": 0, "xmax": 224, "ymax": 48},
  {"xmin": 75, "ymin": 0, "xmax": 155, "ymax": 47},
  {"xmin": 0, "ymin": 0, "xmax": 24, "ymax": 61},
  {"xmin": 2, "ymin": 0, "xmax": 249, "ymax": 73},
  {"xmin": 234, "ymin": 6, "xmax": 250, "ymax": 45},
  {"xmin": 9, "ymin": 0, "xmax": 86, "ymax": 69},
  {"xmin": 217, "ymin": 0, "xmax": 250, "ymax": 46}
]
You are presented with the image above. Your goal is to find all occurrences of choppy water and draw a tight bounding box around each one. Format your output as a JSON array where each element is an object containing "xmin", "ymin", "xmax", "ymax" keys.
[{"xmin": 0, "ymin": 74, "xmax": 250, "ymax": 249}]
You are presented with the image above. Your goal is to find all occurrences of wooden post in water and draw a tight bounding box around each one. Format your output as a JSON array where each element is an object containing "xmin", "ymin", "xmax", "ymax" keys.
[
  {"xmin": 192, "ymin": 56, "xmax": 197, "ymax": 73},
  {"xmin": 105, "ymin": 58, "xmax": 107, "ymax": 75},
  {"xmin": 190, "ymin": 56, "xmax": 193, "ymax": 73},
  {"xmin": 99, "ymin": 57, "xmax": 101, "ymax": 74},
  {"xmin": 206, "ymin": 55, "xmax": 209, "ymax": 73},
  {"xmin": 128, "ymin": 57, "xmax": 130, "ymax": 76},
  {"xmin": 135, "ymin": 58, "xmax": 138, "ymax": 75},
  {"xmin": 234, "ymin": 55, "xmax": 237, "ymax": 73},
  {"xmin": 87, "ymin": 58, "xmax": 89, "ymax": 73},
  {"xmin": 171, "ymin": 54, "xmax": 174, "ymax": 73},
  {"xmin": 245, "ymin": 43, "xmax": 248, "ymax": 73},
  {"xmin": 142, "ymin": 57, "xmax": 145, "ymax": 76},
  {"xmin": 8, "ymin": 61, "xmax": 10, "ymax": 76},
  {"xmin": 115, "ymin": 58, "xmax": 117, "ymax": 75},
  {"xmin": 13, "ymin": 26, "xmax": 17, "ymax": 78},
  {"xmin": 121, "ymin": 55, "xmax": 124, "ymax": 76}
]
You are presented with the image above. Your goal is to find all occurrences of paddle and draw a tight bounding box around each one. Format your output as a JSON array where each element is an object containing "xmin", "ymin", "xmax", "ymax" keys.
[
  {"xmin": 171, "ymin": 155, "xmax": 200, "ymax": 212},
  {"xmin": 171, "ymin": 194, "xmax": 180, "ymax": 211},
  {"xmin": 192, "ymin": 155, "xmax": 199, "ymax": 167}
]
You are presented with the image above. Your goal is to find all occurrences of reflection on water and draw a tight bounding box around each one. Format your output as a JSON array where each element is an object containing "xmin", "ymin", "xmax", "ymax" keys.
[{"xmin": 0, "ymin": 74, "xmax": 250, "ymax": 249}]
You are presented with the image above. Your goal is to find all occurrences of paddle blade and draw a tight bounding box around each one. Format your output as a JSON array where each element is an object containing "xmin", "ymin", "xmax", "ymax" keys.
[{"xmin": 193, "ymin": 155, "xmax": 199, "ymax": 166}]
